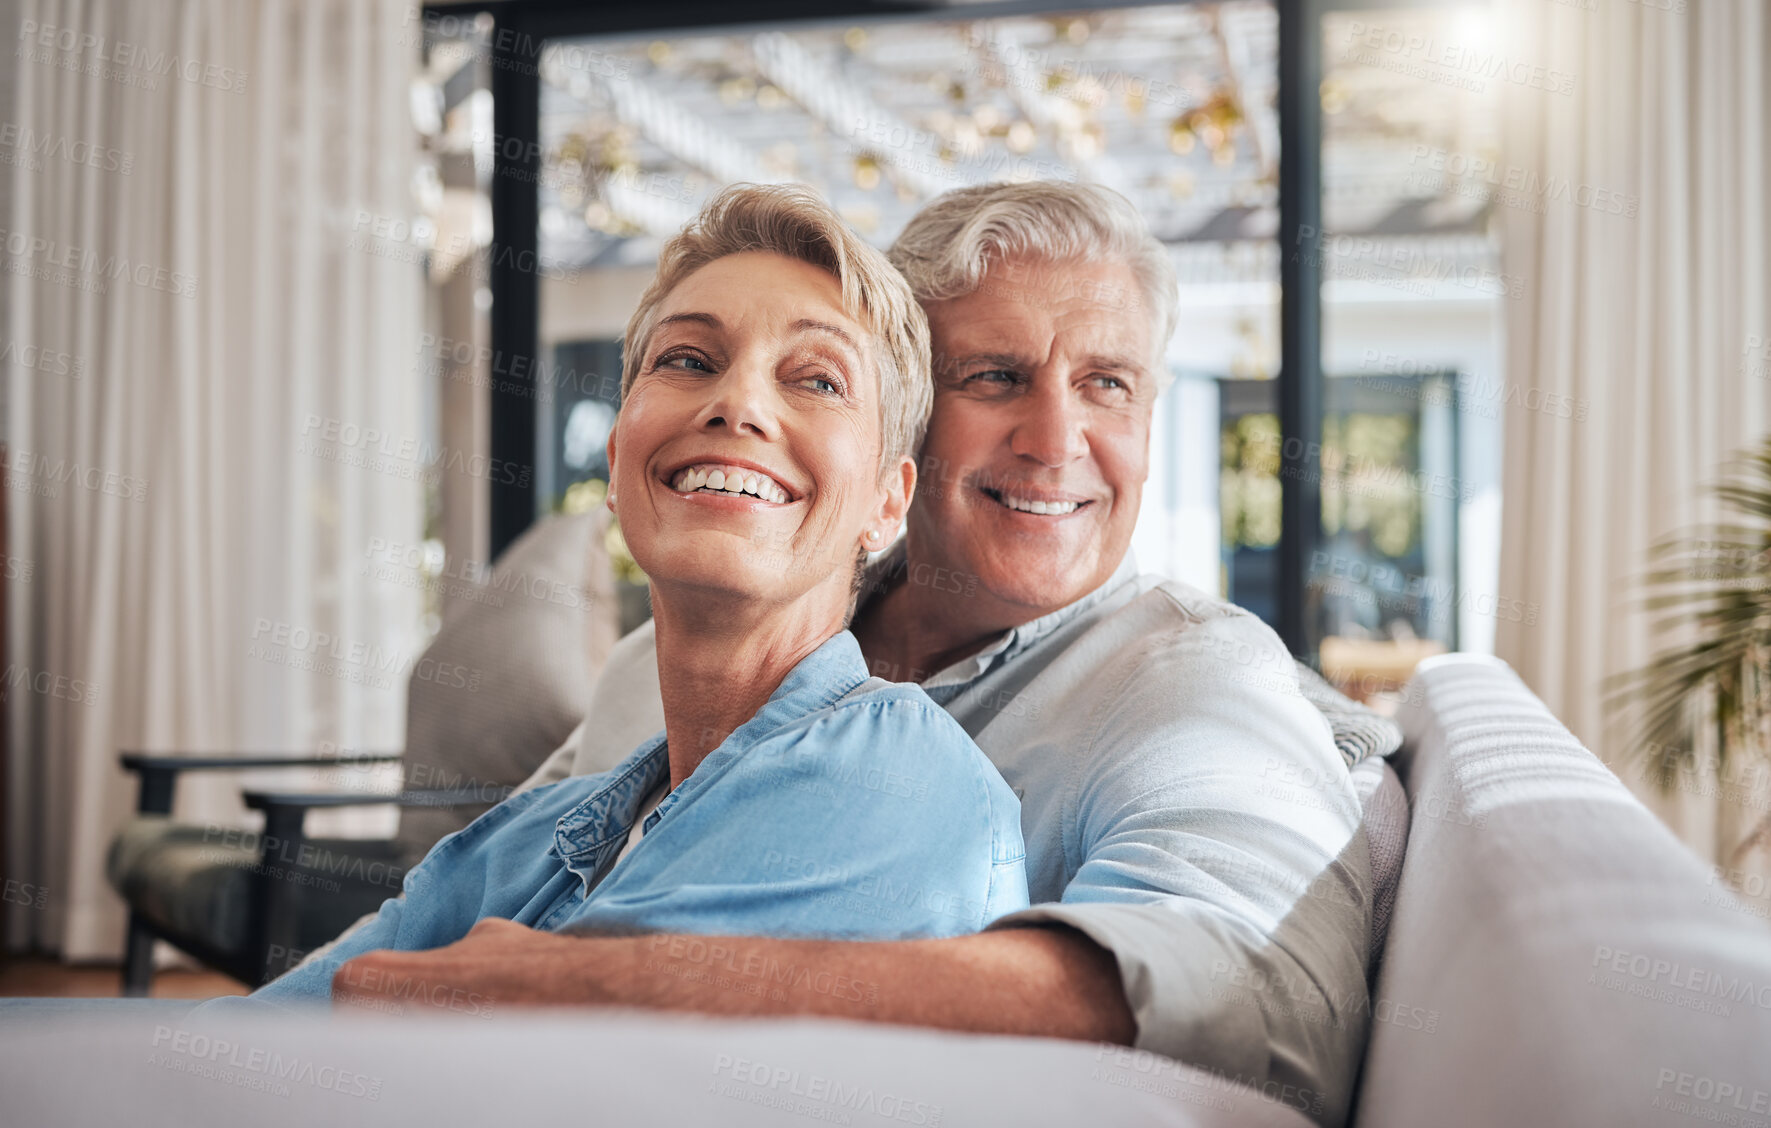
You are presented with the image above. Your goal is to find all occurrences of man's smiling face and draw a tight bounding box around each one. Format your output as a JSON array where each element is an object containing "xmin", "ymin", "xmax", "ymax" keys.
[{"xmin": 908, "ymin": 255, "xmax": 1157, "ymax": 619}]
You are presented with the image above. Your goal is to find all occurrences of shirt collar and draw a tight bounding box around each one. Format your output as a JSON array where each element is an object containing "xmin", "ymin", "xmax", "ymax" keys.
[
  {"xmin": 730, "ymin": 629, "xmax": 872, "ymax": 739},
  {"xmin": 551, "ymin": 631, "xmax": 872, "ymax": 865},
  {"xmin": 860, "ymin": 541, "xmax": 1141, "ymax": 690}
]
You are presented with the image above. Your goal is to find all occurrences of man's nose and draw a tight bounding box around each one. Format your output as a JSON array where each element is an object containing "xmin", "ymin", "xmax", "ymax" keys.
[
  {"xmin": 1009, "ymin": 380, "xmax": 1088, "ymax": 467},
  {"xmin": 694, "ymin": 361, "xmax": 778, "ymax": 439}
]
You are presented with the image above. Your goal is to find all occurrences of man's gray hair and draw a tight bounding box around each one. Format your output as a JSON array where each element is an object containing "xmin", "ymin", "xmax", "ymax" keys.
[{"xmin": 887, "ymin": 180, "xmax": 1179, "ymax": 373}]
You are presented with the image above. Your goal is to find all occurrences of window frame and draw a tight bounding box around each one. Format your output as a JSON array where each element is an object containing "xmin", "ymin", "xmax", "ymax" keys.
[{"xmin": 425, "ymin": 0, "xmax": 1345, "ymax": 656}]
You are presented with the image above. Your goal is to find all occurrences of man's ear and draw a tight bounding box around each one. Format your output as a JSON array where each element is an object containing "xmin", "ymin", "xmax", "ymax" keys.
[
  {"xmin": 864, "ymin": 454, "xmax": 916, "ymax": 548},
  {"xmin": 1137, "ymin": 398, "xmax": 1156, "ymax": 483},
  {"xmin": 605, "ymin": 421, "xmax": 620, "ymax": 511}
]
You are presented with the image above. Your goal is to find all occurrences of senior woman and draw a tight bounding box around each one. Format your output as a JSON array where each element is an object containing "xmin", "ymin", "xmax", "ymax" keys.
[{"xmin": 245, "ymin": 184, "xmax": 1028, "ymax": 1003}]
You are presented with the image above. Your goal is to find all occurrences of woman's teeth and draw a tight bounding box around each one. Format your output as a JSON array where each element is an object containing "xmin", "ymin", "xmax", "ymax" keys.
[
  {"xmin": 671, "ymin": 464, "xmax": 789, "ymax": 503},
  {"xmin": 998, "ymin": 493, "xmax": 1081, "ymax": 516}
]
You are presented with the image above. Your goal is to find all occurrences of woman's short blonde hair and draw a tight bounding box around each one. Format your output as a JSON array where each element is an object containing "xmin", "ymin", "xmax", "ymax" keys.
[{"xmin": 621, "ymin": 183, "xmax": 932, "ymax": 467}]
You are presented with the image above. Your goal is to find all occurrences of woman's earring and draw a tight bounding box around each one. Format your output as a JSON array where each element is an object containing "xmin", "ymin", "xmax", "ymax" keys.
[{"xmin": 866, "ymin": 530, "xmax": 881, "ymax": 543}]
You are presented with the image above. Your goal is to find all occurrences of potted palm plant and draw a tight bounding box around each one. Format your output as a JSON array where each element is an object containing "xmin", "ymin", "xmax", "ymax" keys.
[{"xmin": 1613, "ymin": 438, "xmax": 1771, "ymax": 871}]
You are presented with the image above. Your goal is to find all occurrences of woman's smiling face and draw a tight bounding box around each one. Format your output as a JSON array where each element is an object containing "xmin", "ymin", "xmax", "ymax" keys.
[{"xmin": 608, "ymin": 250, "xmax": 914, "ymax": 619}]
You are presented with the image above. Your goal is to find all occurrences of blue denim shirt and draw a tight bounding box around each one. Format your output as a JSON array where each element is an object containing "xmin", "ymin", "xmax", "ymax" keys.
[{"xmin": 250, "ymin": 631, "xmax": 1028, "ymax": 1003}]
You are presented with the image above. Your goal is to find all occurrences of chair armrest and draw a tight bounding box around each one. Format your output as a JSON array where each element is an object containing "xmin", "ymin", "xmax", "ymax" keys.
[
  {"xmin": 234, "ymin": 785, "xmax": 498, "ymax": 991},
  {"xmin": 239, "ymin": 786, "xmax": 506, "ymax": 873},
  {"xmin": 119, "ymin": 752, "xmax": 402, "ymax": 772},
  {"xmin": 240, "ymin": 787, "xmax": 506, "ymax": 814},
  {"xmin": 236, "ymin": 788, "xmax": 506, "ymax": 897},
  {"xmin": 117, "ymin": 751, "xmax": 404, "ymax": 817}
]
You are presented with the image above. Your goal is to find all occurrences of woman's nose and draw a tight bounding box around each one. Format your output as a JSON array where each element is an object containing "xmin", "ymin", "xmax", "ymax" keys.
[{"xmin": 694, "ymin": 362, "xmax": 778, "ymax": 439}]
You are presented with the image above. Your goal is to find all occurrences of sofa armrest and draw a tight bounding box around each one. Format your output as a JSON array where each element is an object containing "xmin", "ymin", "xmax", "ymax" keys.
[{"xmin": 1356, "ymin": 654, "xmax": 1771, "ymax": 1127}]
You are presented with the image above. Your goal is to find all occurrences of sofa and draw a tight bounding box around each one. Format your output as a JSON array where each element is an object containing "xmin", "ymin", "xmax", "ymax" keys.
[{"xmin": 8, "ymin": 652, "xmax": 1767, "ymax": 1127}]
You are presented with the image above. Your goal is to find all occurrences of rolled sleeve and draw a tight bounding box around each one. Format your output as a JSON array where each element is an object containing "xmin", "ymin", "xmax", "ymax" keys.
[{"xmin": 990, "ymin": 610, "xmax": 1372, "ymax": 1128}]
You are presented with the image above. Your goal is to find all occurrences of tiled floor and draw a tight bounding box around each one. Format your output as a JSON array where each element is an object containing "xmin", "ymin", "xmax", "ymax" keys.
[{"xmin": 0, "ymin": 957, "xmax": 248, "ymax": 999}]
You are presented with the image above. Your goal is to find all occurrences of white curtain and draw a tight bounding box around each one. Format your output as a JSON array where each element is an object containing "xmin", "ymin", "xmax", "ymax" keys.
[
  {"xmin": 5, "ymin": 0, "xmax": 424, "ymax": 960},
  {"xmin": 1494, "ymin": 0, "xmax": 1771, "ymax": 884}
]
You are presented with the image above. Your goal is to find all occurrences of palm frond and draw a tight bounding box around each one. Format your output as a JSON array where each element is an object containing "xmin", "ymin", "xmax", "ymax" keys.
[{"xmin": 1612, "ymin": 437, "xmax": 1771, "ymax": 792}]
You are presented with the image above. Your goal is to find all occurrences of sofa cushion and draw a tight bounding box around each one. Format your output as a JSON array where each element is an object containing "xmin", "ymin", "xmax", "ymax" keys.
[
  {"xmin": 392, "ymin": 512, "xmax": 618, "ymax": 867},
  {"xmin": 2, "ymin": 1005, "xmax": 1319, "ymax": 1126},
  {"xmin": 108, "ymin": 817, "xmax": 258, "ymax": 956},
  {"xmin": 1295, "ymin": 662, "xmax": 1404, "ymax": 767},
  {"xmin": 1350, "ymin": 756, "xmax": 1409, "ymax": 975}
]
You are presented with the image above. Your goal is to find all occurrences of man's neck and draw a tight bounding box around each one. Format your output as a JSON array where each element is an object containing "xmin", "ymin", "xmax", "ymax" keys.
[
  {"xmin": 651, "ymin": 583, "xmax": 840, "ymax": 789},
  {"xmin": 852, "ymin": 555, "xmax": 1027, "ymax": 685}
]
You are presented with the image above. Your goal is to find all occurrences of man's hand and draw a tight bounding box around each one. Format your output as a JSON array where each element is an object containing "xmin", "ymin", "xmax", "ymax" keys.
[
  {"xmin": 332, "ymin": 918, "xmax": 602, "ymax": 1016},
  {"xmin": 331, "ymin": 918, "xmax": 1135, "ymax": 1046}
]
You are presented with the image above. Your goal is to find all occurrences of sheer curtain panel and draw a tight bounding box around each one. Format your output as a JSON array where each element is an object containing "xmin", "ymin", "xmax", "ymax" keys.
[
  {"xmin": 1494, "ymin": 0, "xmax": 1771, "ymax": 885},
  {"xmin": 4, "ymin": 0, "xmax": 424, "ymax": 960}
]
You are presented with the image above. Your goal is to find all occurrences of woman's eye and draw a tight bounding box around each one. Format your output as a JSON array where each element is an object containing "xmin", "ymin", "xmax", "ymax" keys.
[{"xmin": 657, "ymin": 351, "xmax": 712, "ymax": 373}]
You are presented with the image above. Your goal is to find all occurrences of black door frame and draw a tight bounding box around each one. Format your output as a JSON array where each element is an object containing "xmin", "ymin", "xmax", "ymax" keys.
[{"xmin": 422, "ymin": 0, "xmax": 1403, "ymax": 658}]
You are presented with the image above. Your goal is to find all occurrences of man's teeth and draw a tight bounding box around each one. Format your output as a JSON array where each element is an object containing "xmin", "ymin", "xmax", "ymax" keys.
[
  {"xmin": 998, "ymin": 494, "xmax": 1081, "ymax": 516},
  {"xmin": 670, "ymin": 464, "xmax": 789, "ymax": 503}
]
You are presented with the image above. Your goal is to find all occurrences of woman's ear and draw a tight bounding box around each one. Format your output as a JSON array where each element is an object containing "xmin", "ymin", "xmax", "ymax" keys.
[{"xmin": 862, "ymin": 454, "xmax": 916, "ymax": 549}]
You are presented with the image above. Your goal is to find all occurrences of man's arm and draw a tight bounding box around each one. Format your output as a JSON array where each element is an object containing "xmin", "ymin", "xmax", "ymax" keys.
[
  {"xmin": 338, "ymin": 694, "xmax": 1089, "ymax": 1027},
  {"xmin": 333, "ymin": 916, "xmax": 1134, "ymax": 1043},
  {"xmin": 988, "ymin": 608, "xmax": 1370, "ymax": 1126}
]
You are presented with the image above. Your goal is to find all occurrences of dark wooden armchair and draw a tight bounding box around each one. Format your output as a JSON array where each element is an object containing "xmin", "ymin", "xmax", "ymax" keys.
[
  {"xmin": 111, "ymin": 752, "xmax": 496, "ymax": 993},
  {"xmin": 103, "ymin": 511, "xmax": 621, "ymax": 995}
]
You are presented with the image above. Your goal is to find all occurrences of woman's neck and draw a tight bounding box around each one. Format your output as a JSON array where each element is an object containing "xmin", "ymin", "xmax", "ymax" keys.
[{"xmin": 650, "ymin": 582, "xmax": 845, "ymax": 789}]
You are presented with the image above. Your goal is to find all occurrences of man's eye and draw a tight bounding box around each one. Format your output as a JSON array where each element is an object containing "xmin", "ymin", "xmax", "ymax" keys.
[
  {"xmin": 967, "ymin": 370, "xmax": 1019, "ymax": 385},
  {"xmin": 1091, "ymin": 375, "xmax": 1127, "ymax": 391},
  {"xmin": 805, "ymin": 375, "xmax": 839, "ymax": 394}
]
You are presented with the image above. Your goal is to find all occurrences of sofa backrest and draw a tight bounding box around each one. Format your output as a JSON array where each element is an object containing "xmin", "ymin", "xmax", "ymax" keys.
[
  {"xmin": 1355, "ymin": 654, "xmax": 1771, "ymax": 1127},
  {"xmin": 393, "ymin": 512, "xmax": 619, "ymax": 865}
]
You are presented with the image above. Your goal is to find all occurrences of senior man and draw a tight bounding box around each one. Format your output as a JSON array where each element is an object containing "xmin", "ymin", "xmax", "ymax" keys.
[{"xmin": 334, "ymin": 182, "xmax": 1389, "ymax": 1125}]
